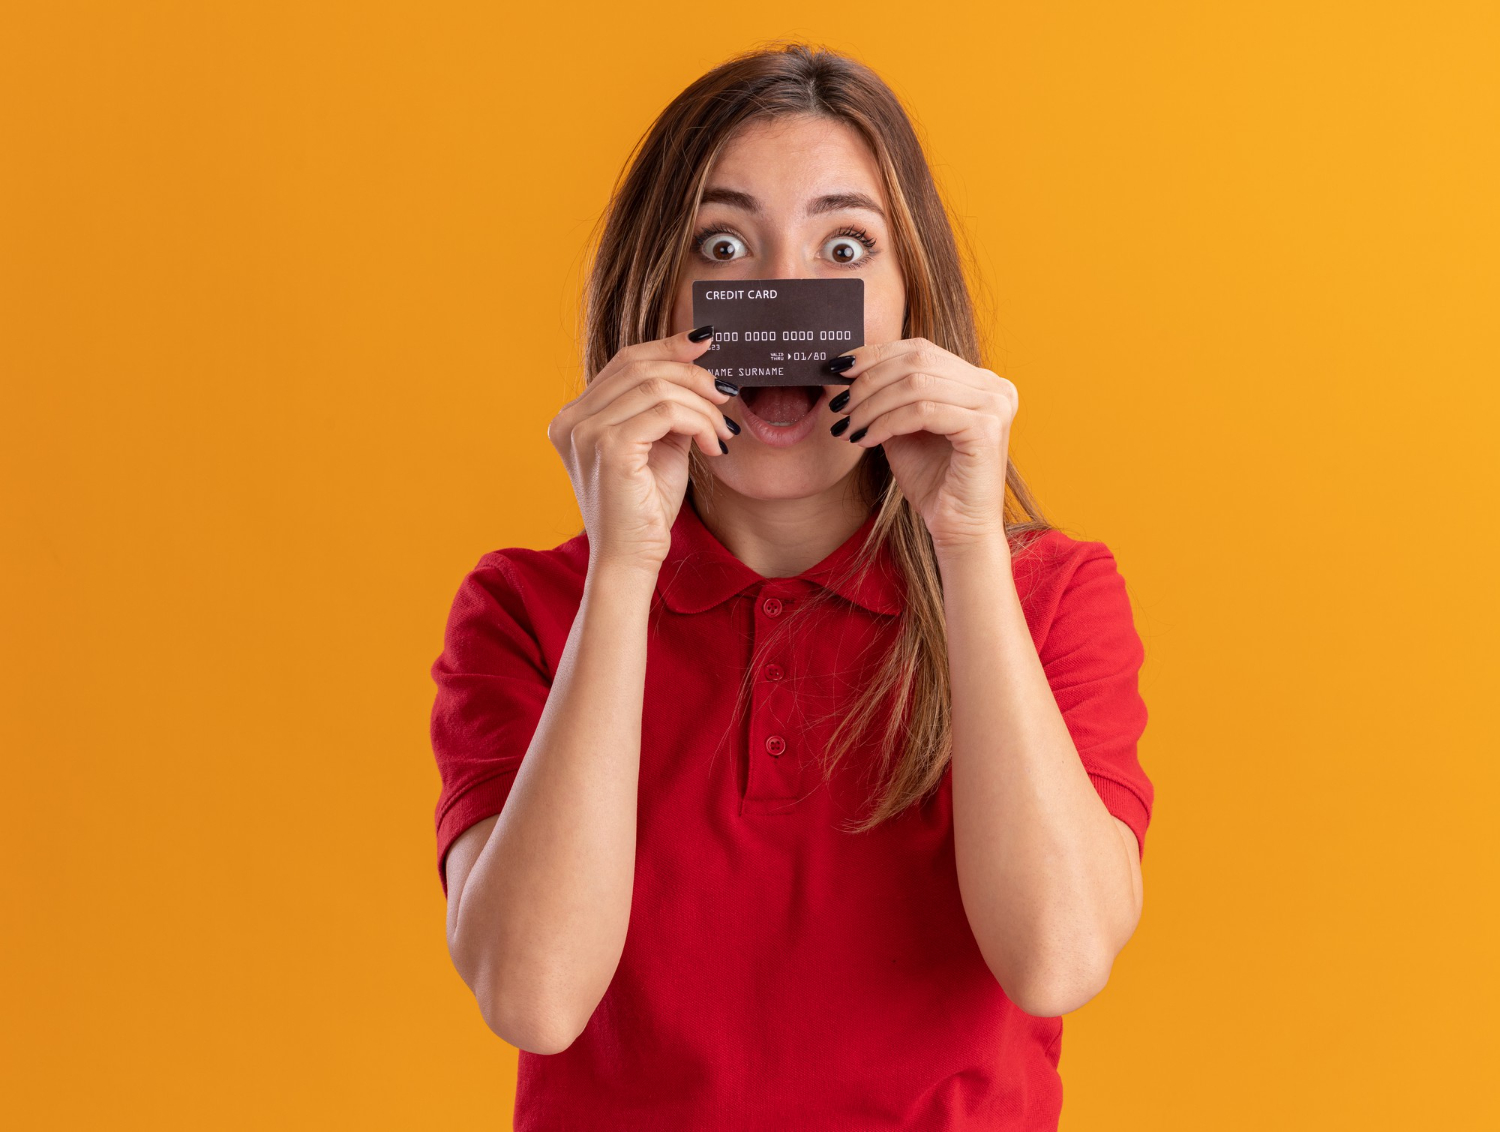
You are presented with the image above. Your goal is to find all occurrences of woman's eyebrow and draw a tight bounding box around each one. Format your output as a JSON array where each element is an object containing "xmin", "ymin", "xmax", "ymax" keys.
[{"xmin": 698, "ymin": 186, "xmax": 886, "ymax": 220}]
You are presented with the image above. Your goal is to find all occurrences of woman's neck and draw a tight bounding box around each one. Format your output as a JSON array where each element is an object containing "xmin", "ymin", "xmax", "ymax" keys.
[{"xmin": 690, "ymin": 483, "xmax": 873, "ymax": 579}]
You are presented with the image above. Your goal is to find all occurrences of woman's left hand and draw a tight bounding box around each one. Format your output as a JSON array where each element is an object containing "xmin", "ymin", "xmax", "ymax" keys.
[{"xmin": 830, "ymin": 338, "xmax": 1017, "ymax": 558}]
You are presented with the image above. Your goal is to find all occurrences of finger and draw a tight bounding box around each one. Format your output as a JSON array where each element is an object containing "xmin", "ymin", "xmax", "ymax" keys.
[
  {"xmin": 595, "ymin": 324, "xmax": 719, "ymax": 385},
  {"xmin": 578, "ymin": 380, "xmax": 735, "ymax": 457},
  {"xmin": 600, "ymin": 357, "xmax": 731, "ymax": 408},
  {"xmin": 560, "ymin": 356, "xmax": 732, "ymax": 443},
  {"xmin": 845, "ymin": 400, "xmax": 994, "ymax": 450},
  {"xmin": 817, "ymin": 338, "xmax": 915, "ymax": 407},
  {"xmin": 592, "ymin": 378, "xmax": 738, "ymax": 442},
  {"xmin": 835, "ymin": 371, "xmax": 988, "ymax": 439},
  {"xmin": 822, "ymin": 336, "xmax": 928, "ymax": 381},
  {"xmin": 822, "ymin": 335, "xmax": 948, "ymax": 383},
  {"xmin": 569, "ymin": 325, "xmax": 719, "ymax": 417},
  {"xmin": 846, "ymin": 340, "xmax": 984, "ymax": 405},
  {"xmin": 601, "ymin": 395, "xmax": 733, "ymax": 460}
]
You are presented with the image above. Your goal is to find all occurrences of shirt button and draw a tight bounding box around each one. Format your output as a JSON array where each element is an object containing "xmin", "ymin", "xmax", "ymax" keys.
[
  {"xmin": 764, "ymin": 663, "xmax": 783, "ymax": 682},
  {"xmin": 761, "ymin": 596, "xmax": 783, "ymax": 617},
  {"xmin": 765, "ymin": 735, "xmax": 785, "ymax": 757}
]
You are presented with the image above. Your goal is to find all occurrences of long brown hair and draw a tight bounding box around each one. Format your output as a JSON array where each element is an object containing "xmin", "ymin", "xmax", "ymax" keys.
[{"xmin": 581, "ymin": 41, "xmax": 1056, "ymax": 831}]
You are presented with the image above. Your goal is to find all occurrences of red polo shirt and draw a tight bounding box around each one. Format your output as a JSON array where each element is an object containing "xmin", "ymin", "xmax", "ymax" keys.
[{"xmin": 430, "ymin": 494, "xmax": 1153, "ymax": 1130}]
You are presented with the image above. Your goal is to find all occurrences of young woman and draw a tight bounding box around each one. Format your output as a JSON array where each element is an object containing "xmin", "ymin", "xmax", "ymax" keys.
[{"xmin": 431, "ymin": 42, "xmax": 1154, "ymax": 1131}]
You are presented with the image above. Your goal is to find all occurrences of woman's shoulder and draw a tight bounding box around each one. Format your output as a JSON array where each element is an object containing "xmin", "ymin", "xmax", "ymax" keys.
[
  {"xmin": 1009, "ymin": 524, "xmax": 1135, "ymax": 631},
  {"xmin": 474, "ymin": 525, "xmax": 588, "ymax": 581},
  {"xmin": 435, "ymin": 529, "xmax": 595, "ymax": 657},
  {"xmin": 468, "ymin": 526, "xmax": 592, "ymax": 613},
  {"xmin": 1010, "ymin": 522, "xmax": 1118, "ymax": 570}
]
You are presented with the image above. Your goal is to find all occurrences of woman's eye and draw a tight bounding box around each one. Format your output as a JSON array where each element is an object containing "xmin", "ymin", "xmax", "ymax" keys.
[
  {"xmin": 822, "ymin": 235, "xmax": 868, "ymax": 265},
  {"xmin": 694, "ymin": 227, "xmax": 874, "ymax": 266},
  {"xmin": 699, "ymin": 232, "xmax": 748, "ymax": 262}
]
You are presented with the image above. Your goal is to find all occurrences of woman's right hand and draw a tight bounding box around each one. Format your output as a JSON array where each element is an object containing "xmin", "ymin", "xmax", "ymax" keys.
[{"xmin": 547, "ymin": 326, "xmax": 737, "ymax": 572}]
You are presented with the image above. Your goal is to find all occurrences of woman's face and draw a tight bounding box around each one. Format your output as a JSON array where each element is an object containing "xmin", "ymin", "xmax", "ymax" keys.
[{"xmin": 670, "ymin": 113, "xmax": 907, "ymax": 501}]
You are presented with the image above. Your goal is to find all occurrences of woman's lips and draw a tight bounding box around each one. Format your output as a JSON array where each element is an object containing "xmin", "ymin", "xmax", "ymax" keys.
[
  {"xmin": 736, "ymin": 385, "xmax": 829, "ymax": 448},
  {"xmin": 742, "ymin": 384, "xmax": 819, "ymax": 424}
]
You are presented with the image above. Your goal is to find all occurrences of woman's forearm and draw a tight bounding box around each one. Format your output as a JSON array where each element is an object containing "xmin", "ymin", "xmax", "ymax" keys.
[
  {"xmin": 942, "ymin": 538, "xmax": 1141, "ymax": 1018},
  {"xmin": 451, "ymin": 556, "xmax": 658, "ymax": 1051}
]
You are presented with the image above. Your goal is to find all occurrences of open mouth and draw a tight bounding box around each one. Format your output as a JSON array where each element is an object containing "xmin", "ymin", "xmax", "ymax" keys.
[{"xmin": 739, "ymin": 385, "xmax": 822, "ymax": 427}]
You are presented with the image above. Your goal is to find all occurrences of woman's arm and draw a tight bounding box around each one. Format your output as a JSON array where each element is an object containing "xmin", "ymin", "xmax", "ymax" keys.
[
  {"xmin": 943, "ymin": 538, "xmax": 1144, "ymax": 1019},
  {"xmin": 445, "ymin": 556, "xmax": 658, "ymax": 1053}
]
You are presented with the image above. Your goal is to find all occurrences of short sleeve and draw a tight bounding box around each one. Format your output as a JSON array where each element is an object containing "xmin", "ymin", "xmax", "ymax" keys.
[
  {"xmin": 430, "ymin": 553, "xmax": 552, "ymax": 898},
  {"xmin": 1040, "ymin": 542, "xmax": 1154, "ymax": 861}
]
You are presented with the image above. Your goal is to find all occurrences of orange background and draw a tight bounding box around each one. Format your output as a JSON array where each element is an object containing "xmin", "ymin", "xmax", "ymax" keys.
[{"xmin": 3, "ymin": 2, "xmax": 1496, "ymax": 1128}]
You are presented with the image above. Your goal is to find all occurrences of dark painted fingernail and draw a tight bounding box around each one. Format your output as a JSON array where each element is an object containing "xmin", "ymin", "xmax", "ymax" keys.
[
  {"xmin": 848, "ymin": 426, "xmax": 868, "ymax": 443},
  {"xmin": 723, "ymin": 414, "xmax": 740, "ymax": 434},
  {"xmin": 827, "ymin": 354, "xmax": 856, "ymax": 374},
  {"xmin": 719, "ymin": 438, "xmax": 729, "ymax": 454},
  {"xmin": 714, "ymin": 378, "xmax": 740, "ymax": 396},
  {"xmin": 828, "ymin": 390, "xmax": 850, "ymax": 413},
  {"xmin": 688, "ymin": 324, "xmax": 715, "ymax": 342},
  {"xmin": 830, "ymin": 417, "xmax": 851, "ymax": 437}
]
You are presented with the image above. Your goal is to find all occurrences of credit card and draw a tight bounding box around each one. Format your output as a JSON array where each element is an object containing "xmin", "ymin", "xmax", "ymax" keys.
[{"xmin": 691, "ymin": 278, "xmax": 864, "ymax": 387}]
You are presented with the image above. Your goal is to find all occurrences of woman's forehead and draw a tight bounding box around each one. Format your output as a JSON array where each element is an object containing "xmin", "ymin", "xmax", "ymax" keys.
[
  {"xmin": 704, "ymin": 118, "xmax": 887, "ymax": 212},
  {"xmin": 716, "ymin": 114, "xmax": 876, "ymax": 165}
]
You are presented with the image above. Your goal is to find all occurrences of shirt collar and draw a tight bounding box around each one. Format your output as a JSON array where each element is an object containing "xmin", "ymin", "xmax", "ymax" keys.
[{"xmin": 655, "ymin": 497, "xmax": 906, "ymax": 616}]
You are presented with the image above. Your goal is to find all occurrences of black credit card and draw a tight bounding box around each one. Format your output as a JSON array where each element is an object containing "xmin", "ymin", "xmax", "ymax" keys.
[{"xmin": 692, "ymin": 278, "xmax": 864, "ymax": 387}]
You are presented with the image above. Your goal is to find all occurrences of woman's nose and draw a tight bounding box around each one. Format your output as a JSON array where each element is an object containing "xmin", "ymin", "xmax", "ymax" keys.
[{"xmin": 763, "ymin": 244, "xmax": 810, "ymax": 279}]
